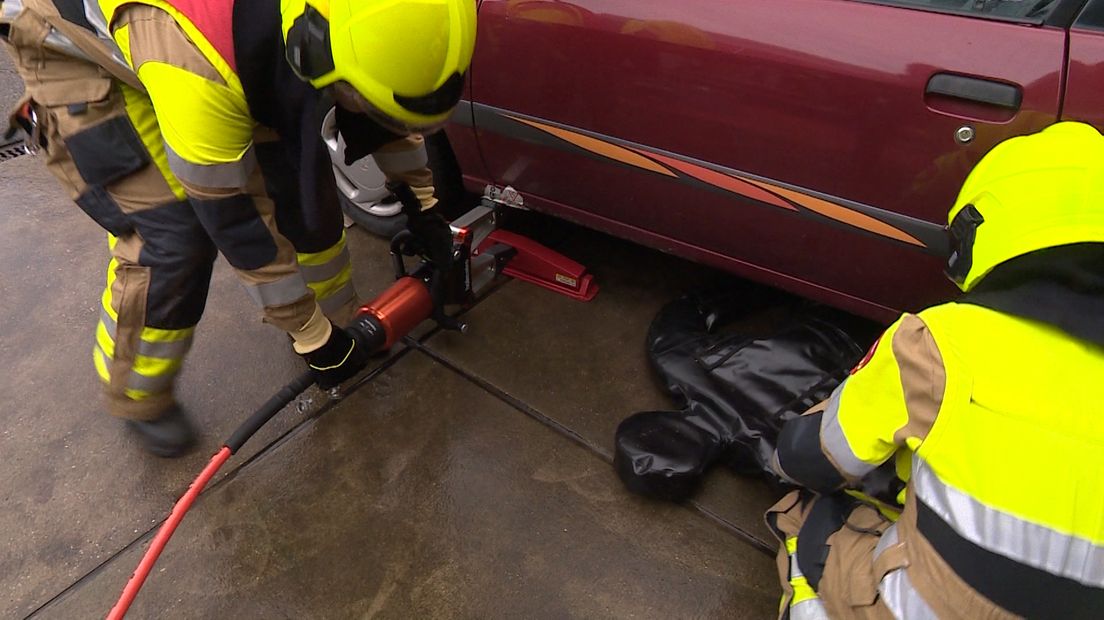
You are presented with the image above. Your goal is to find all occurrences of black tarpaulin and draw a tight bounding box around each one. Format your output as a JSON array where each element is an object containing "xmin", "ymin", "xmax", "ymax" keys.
[{"xmin": 614, "ymin": 288, "xmax": 880, "ymax": 501}]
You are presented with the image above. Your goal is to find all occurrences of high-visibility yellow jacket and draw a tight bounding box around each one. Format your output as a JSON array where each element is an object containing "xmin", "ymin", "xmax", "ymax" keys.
[
  {"xmin": 96, "ymin": 0, "xmax": 431, "ymax": 198},
  {"xmin": 772, "ymin": 299, "xmax": 1104, "ymax": 618},
  {"xmin": 21, "ymin": 0, "xmax": 436, "ymax": 346},
  {"xmin": 21, "ymin": 0, "xmax": 434, "ymax": 208}
]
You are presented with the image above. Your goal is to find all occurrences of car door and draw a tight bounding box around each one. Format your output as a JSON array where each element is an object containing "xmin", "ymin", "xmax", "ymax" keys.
[
  {"xmin": 469, "ymin": 0, "xmax": 1068, "ymax": 318},
  {"xmin": 1063, "ymin": 0, "xmax": 1104, "ymax": 128}
]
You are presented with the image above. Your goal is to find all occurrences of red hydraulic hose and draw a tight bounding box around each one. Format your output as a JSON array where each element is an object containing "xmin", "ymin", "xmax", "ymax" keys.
[
  {"xmin": 105, "ymin": 275, "xmax": 433, "ymax": 617},
  {"xmin": 107, "ymin": 371, "xmax": 315, "ymax": 619},
  {"xmin": 107, "ymin": 446, "xmax": 231, "ymax": 620}
]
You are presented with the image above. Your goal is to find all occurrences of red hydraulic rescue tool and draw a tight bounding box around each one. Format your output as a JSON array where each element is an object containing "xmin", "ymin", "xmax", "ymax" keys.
[{"xmin": 107, "ymin": 202, "xmax": 597, "ymax": 618}]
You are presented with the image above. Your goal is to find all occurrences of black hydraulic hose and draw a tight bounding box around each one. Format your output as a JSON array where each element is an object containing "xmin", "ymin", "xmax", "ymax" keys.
[{"xmin": 225, "ymin": 371, "xmax": 315, "ymax": 453}]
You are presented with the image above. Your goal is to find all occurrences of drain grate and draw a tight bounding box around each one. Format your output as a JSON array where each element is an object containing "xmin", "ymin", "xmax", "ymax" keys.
[{"xmin": 0, "ymin": 135, "xmax": 29, "ymax": 163}]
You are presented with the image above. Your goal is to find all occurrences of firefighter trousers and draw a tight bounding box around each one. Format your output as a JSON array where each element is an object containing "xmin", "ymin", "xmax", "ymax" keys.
[
  {"xmin": 3, "ymin": 6, "xmax": 355, "ymax": 420},
  {"xmin": 766, "ymin": 490, "xmax": 902, "ymax": 620}
]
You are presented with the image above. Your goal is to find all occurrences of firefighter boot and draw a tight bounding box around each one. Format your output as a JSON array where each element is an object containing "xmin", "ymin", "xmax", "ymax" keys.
[{"xmin": 124, "ymin": 405, "xmax": 198, "ymax": 458}]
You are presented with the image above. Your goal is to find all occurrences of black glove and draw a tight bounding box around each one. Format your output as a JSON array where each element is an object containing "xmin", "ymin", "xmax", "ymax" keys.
[
  {"xmin": 300, "ymin": 323, "xmax": 371, "ymax": 389},
  {"xmin": 405, "ymin": 207, "xmax": 454, "ymax": 270},
  {"xmin": 388, "ymin": 182, "xmax": 454, "ymax": 269}
]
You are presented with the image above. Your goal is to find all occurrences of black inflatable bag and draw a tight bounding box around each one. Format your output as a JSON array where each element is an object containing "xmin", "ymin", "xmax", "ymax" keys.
[{"xmin": 615, "ymin": 288, "xmax": 879, "ymax": 501}]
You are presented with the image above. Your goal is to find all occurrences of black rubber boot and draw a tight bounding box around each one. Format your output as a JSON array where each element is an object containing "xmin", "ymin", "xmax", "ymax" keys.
[{"xmin": 124, "ymin": 405, "xmax": 198, "ymax": 458}]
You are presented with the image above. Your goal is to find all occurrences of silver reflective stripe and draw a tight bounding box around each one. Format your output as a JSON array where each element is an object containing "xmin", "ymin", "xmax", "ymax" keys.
[
  {"xmin": 791, "ymin": 598, "xmax": 830, "ymax": 620},
  {"xmin": 880, "ymin": 568, "xmax": 936, "ymax": 620},
  {"xmin": 788, "ymin": 552, "xmax": 830, "ymax": 620},
  {"xmin": 819, "ymin": 382, "xmax": 878, "ymax": 479},
  {"xmin": 873, "ymin": 522, "xmax": 901, "ymax": 558},
  {"xmin": 82, "ymin": 0, "xmax": 113, "ymax": 40},
  {"xmin": 913, "ymin": 458, "xmax": 1104, "ymax": 587},
  {"xmin": 299, "ymin": 246, "xmax": 351, "ymax": 284},
  {"xmin": 137, "ymin": 337, "xmax": 193, "ymax": 360},
  {"xmin": 0, "ymin": 0, "xmax": 23, "ymax": 21},
  {"xmin": 373, "ymin": 143, "xmax": 428, "ymax": 174},
  {"xmin": 165, "ymin": 143, "xmax": 256, "ymax": 189},
  {"xmin": 100, "ymin": 308, "xmax": 117, "ymax": 339},
  {"xmin": 127, "ymin": 370, "xmax": 174, "ymax": 394},
  {"xmin": 42, "ymin": 28, "xmax": 94, "ymax": 62},
  {"xmin": 80, "ymin": 0, "xmax": 130, "ymax": 70},
  {"xmin": 791, "ymin": 551, "xmax": 806, "ymax": 578},
  {"xmin": 874, "ymin": 525, "xmax": 937, "ymax": 620},
  {"xmin": 318, "ymin": 282, "xmax": 356, "ymax": 316},
  {"xmin": 243, "ymin": 273, "xmax": 311, "ymax": 308}
]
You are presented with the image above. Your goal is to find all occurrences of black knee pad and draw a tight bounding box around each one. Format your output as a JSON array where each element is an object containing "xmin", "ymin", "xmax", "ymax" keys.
[
  {"xmin": 129, "ymin": 201, "xmax": 218, "ymax": 328},
  {"xmin": 190, "ymin": 193, "xmax": 278, "ymax": 270},
  {"xmin": 796, "ymin": 493, "xmax": 860, "ymax": 591}
]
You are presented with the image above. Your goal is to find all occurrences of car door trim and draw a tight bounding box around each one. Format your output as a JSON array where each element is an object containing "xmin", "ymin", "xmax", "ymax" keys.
[{"xmin": 464, "ymin": 102, "xmax": 950, "ymax": 257}]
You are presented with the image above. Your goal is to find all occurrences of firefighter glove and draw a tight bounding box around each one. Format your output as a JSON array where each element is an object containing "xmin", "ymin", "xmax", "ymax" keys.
[
  {"xmin": 301, "ymin": 323, "xmax": 371, "ymax": 389},
  {"xmin": 405, "ymin": 207, "xmax": 454, "ymax": 270}
]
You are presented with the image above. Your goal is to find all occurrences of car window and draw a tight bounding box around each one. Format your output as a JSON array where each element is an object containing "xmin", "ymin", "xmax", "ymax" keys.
[
  {"xmin": 1076, "ymin": 0, "xmax": 1104, "ymax": 30},
  {"xmin": 855, "ymin": 0, "xmax": 1059, "ymax": 23}
]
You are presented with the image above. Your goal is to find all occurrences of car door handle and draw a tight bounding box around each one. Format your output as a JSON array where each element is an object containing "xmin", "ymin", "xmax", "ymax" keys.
[{"xmin": 925, "ymin": 73, "xmax": 1022, "ymax": 110}]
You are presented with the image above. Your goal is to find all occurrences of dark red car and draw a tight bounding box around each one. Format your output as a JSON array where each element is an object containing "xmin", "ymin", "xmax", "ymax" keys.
[{"xmin": 431, "ymin": 0, "xmax": 1104, "ymax": 321}]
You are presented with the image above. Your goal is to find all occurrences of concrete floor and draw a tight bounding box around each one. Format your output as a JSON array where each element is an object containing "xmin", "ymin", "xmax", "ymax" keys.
[{"xmin": 1, "ymin": 54, "xmax": 787, "ymax": 619}]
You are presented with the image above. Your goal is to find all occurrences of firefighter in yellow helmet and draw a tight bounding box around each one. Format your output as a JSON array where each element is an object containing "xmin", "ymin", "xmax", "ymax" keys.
[
  {"xmin": 765, "ymin": 121, "xmax": 1104, "ymax": 619},
  {"xmin": 1, "ymin": 0, "xmax": 476, "ymax": 456}
]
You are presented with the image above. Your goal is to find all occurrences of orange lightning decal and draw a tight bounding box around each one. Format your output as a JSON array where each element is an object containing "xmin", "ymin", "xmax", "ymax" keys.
[
  {"xmin": 507, "ymin": 116, "xmax": 677, "ymax": 177},
  {"xmin": 744, "ymin": 180, "xmax": 924, "ymax": 247},
  {"xmin": 505, "ymin": 113, "xmax": 926, "ymax": 249},
  {"xmin": 640, "ymin": 151, "xmax": 798, "ymax": 212}
]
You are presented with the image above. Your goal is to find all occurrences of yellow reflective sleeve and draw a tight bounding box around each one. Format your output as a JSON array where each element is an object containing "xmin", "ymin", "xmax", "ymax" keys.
[{"xmin": 834, "ymin": 316, "xmax": 915, "ymax": 467}]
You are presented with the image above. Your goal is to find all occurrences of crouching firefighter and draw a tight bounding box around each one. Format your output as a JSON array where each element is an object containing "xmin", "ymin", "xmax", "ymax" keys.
[
  {"xmin": 765, "ymin": 122, "xmax": 1104, "ymax": 619},
  {"xmin": 0, "ymin": 0, "xmax": 477, "ymax": 456}
]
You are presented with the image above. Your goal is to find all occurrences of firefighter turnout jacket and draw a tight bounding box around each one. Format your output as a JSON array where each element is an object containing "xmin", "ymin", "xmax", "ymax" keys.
[
  {"xmin": 1, "ymin": 0, "xmax": 436, "ymax": 419},
  {"xmin": 90, "ymin": 0, "xmax": 437, "ymax": 332},
  {"xmin": 770, "ymin": 293, "xmax": 1104, "ymax": 618}
]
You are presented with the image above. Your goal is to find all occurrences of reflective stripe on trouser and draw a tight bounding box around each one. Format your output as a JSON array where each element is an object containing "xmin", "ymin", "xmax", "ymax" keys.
[
  {"xmin": 785, "ymin": 537, "xmax": 830, "ymax": 620},
  {"xmin": 767, "ymin": 490, "xmax": 898, "ymax": 620},
  {"xmin": 89, "ymin": 178, "xmax": 216, "ymax": 420},
  {"xmin": 94, "ymin": 275, "xmax": 193, "ymax": 403},
  {"xmin": 873, "ymin": 525, "xmax": 937, "ymax": 619},
  {"xmin": 298, "ymin": 231, "xmax": 356, "ymax": 326}
]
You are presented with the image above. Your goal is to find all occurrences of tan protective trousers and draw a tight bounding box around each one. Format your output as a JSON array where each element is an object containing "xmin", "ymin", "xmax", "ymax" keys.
[
  {"xmin": 3, "ymin": 2, "xmax": 355, "ymax": 420},
  {"xmin": 766, "ymin": 490, "xmax": 900, "ymax": 620}
]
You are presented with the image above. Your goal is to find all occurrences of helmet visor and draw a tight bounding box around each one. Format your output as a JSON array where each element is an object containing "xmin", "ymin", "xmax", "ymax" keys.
[{"xmin": 330, "ymin": 81, "xmax": 448, "ymax": 136}]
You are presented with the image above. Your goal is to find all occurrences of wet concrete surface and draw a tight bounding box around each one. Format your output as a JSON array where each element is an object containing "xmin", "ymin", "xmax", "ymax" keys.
[
  {"xmin": 0, "ymin": 49, "xmax": 22, "ymax": 127},
  {"xmin": 1, "ymin": 50, "xmax": 785, "ymax": 618},
  {"xmin": 0, "ymin": 153, "xmax": 408, "ymax": 617},
  {"xmin": 39, "ymin": 352, "xmax": 779, "ymax": 619},
  {"xmin": 423, "ymin": 230, "xmax": 783, "ymax": 549}
]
